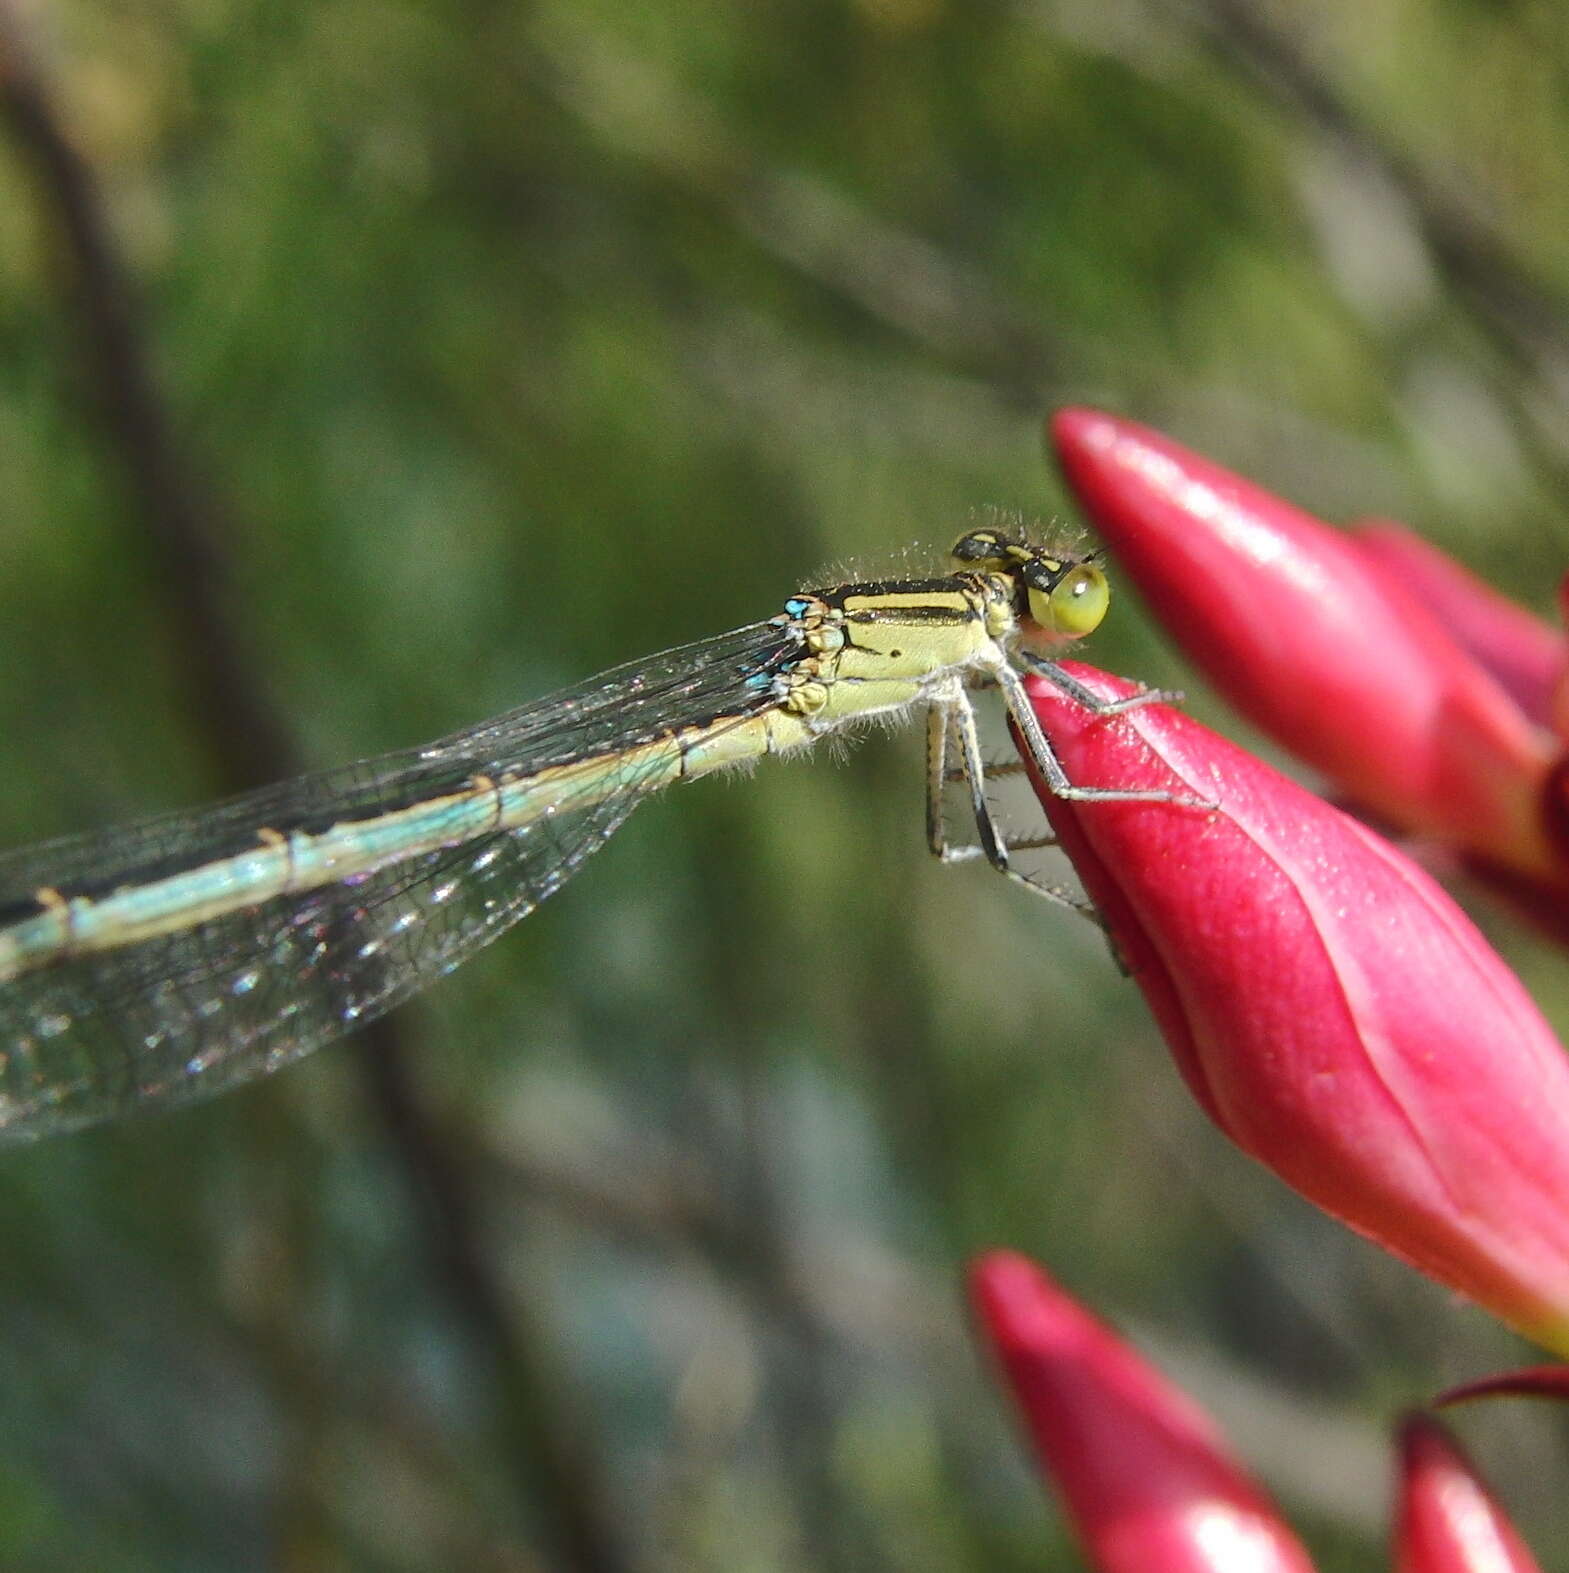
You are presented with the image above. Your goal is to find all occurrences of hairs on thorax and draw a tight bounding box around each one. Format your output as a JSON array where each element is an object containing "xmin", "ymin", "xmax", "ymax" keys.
[{"xmin": 798, "ymin": 506, "xmax": 1092, "ymax": 591}]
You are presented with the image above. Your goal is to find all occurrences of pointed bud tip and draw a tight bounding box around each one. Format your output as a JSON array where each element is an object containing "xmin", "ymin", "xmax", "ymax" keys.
[
  {"xmin": 1049, "ymin": 406, "xmax": 1127, "ymax": 451},
  {"xmin": 970, "ymin": 1251, "xmax": 1094, "ymax": 1357}
]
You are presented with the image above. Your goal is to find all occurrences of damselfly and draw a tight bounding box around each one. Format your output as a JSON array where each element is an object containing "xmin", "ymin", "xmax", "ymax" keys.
[{"xmin": 0, "ymin": 527, "xmax": 1175, "ymax": 1141}]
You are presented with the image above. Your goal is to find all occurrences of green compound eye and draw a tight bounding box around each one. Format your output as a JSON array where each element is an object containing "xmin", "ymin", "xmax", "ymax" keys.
[{"xmin": 1027, "ymin": 562, "xmax": 1109, "ymax": 640}]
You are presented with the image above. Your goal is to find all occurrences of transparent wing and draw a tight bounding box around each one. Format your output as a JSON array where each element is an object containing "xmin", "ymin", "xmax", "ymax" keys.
[{"xmin": 0, "ymin": 621, "xmax": 796, "ymax": 1141}]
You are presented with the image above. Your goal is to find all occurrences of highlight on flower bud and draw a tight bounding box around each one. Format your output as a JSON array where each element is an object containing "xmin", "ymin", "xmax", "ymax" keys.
[
  {"xmin": 970, "ymin": 1250, "xmax": 1316, "ymax": 1573},
  {"xmin": 1018, "ymin": 662, "xmax": 1569, "ymax": 1356},
  {"xmin": 1047, "ymin": 408, "xmax": 1564, "ymax": 888},
  {"xmin": 1395, "ymin": 1413, "xmax": 1543, "ymax": 1573}
]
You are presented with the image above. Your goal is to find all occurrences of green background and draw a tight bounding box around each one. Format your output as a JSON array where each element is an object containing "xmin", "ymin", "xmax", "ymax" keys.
[{"xmin": 1, "ymin": 0, "xmax": 1567, "ymax": 1567}]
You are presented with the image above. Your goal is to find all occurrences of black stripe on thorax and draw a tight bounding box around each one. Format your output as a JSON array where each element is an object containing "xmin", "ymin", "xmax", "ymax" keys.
[
  {"xmin": 820, "ymin": 573, "xmax": 975, "ymax": 598},
  {"xmin": 818, "ymin": 576, "xmax": 984, "ymax": 625},
  {"xmin": 844, "ymin": 602, "xmax": 977, "ymax": 628}
]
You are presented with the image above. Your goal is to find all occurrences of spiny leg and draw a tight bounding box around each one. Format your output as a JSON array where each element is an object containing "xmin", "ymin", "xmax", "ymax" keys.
[
  {"xmin": 925, "ymin": 683, "xmax": 1006, "ymax": 870},
  {"xmin": 937, "ymin": 758, "xmax": 1059, "ymax": 849},
  {"xmin": 924, "ymin": 699, "xmax": 962, "ymax": 860},
  {"xmin": 924, "ymin": 699, "xmax": 960, "ymax": 859},
  {"xmin": 997, "ymin": 662, "xmax": 1212, "ymax": 808},
  {"xmin": 926, "ymin": 683, "xmax": 1090, "ymax": 913},
  {"xmin": 1019, "ymin": 653, "xmax": 1184, "ymax": 716}
]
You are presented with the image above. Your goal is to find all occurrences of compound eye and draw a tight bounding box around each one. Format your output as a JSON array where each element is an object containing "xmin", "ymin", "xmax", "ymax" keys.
[{"xmin": 1027, "ymin": 562, "xmax": 1109, "ymax": 641}]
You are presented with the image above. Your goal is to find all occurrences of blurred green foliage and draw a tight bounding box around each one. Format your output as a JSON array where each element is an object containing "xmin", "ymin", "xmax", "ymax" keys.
[{"xmin": 1, "ymin": 0, "xmax": 1568, "ymax": 1567}]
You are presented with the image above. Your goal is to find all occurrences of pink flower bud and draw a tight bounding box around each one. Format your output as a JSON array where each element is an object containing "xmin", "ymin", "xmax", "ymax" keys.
[
  {"xmin": 1049, "ymin": 408, "xmax": 1562, "ymax": 885},
  {"xmin": 1556, "ymin": 572, "xmax": 1569, "ymax": 740},
  {"xmin": 1395, "ymin": 1414, "xmax": 1541, "ymax": 1573},
  {"xmin": 1350, "ymin": 521, "xmax": 1566, "ymax": 737},
  {"xmin": 971, "ymin": 1251, "xmax": 1316, "ymax": 1573},
  {"xmin": 1024, "ymin": 665, "xmax": 1569, "ymax": 1352}
]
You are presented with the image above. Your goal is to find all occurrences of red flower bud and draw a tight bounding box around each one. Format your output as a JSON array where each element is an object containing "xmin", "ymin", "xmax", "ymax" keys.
[
  {"xmin": 1395, "ymin": 1414, "xmax": 1541, "ymax": 1573},
  {"xmin": 971, "ymin": 1251, "xmax": 1315, "ymax": 1573},
  {"xmin": 1023, "ymin": 665, "xmax": 1569, "ymax": 1352},
  {"xmin": 1049, "ymin": 409, "xmax": 1562, "ymax": 885},
  {"xmin": 1350, "ymin": 521, "xmax": 1566, "ymax": 737}
]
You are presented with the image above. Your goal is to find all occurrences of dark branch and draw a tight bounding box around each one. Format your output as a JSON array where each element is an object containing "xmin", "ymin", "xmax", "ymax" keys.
[{"xmin": 0, "ymin": 12, "xmax": 629, "ymax": 1566}]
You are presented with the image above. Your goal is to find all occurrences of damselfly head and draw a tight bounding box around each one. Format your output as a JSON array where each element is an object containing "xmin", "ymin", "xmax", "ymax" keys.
[{"xmin": 948, "ymin": 529, "xmax": 1110, "ymax": 647}]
